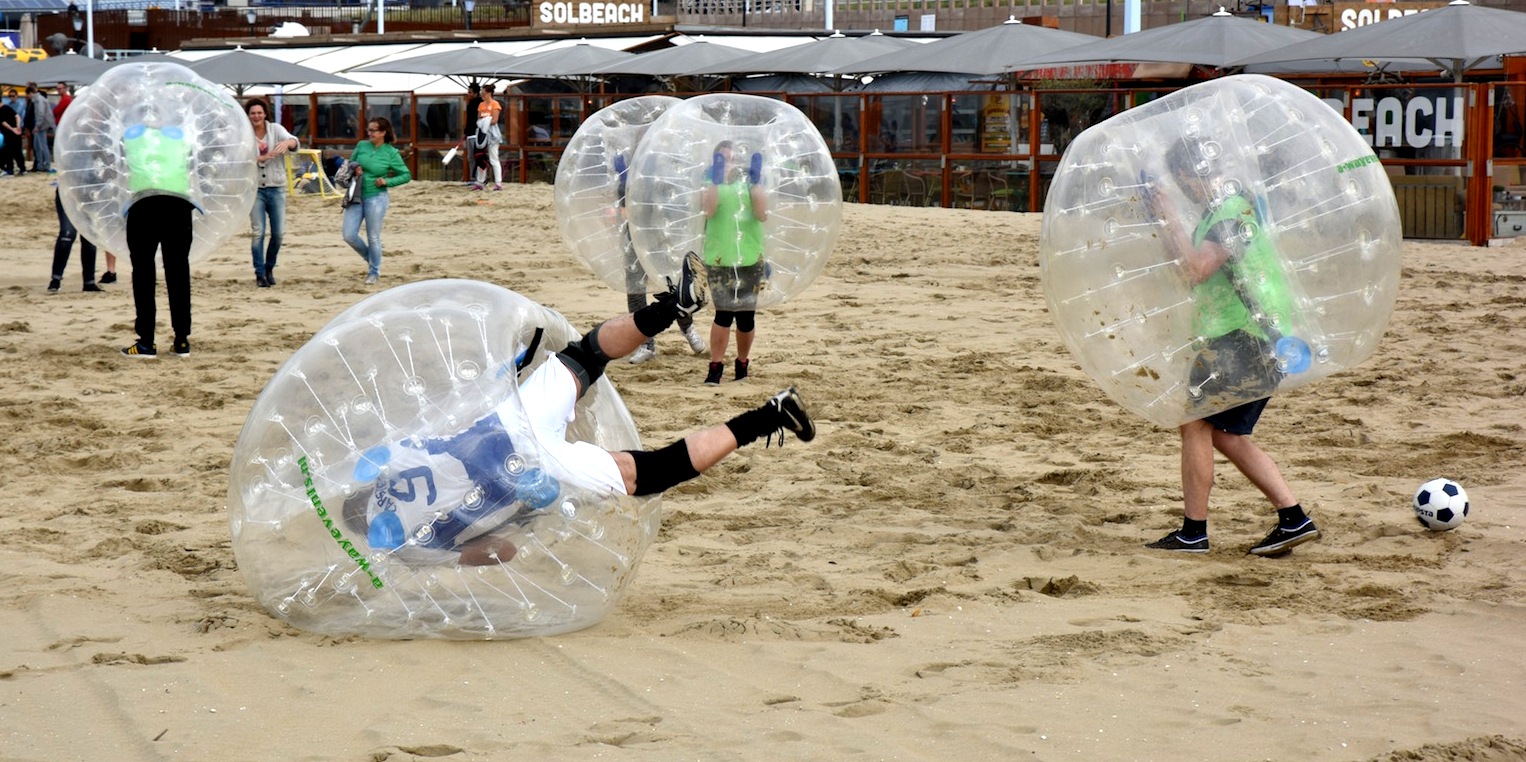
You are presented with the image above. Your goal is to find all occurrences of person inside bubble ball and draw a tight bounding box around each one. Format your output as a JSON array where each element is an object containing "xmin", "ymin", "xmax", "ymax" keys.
[
  {"xmin": 613, "ymin": 150, "xmax": 709, "ymax": 365},
  {"xmin": 700, "ymin": 139, "xmax": 769, "ymax": 386},
  {"xmin": 340, "ymin": 273, "xmax": 815, "ymax": 566},
  {"xmin": 119, "ymin": 120, "xmax": 200, "ymax": 358},
  {"xmin": 342, "ymin": 117, "xmax": 412, "ymax": 285},
  {"xmin": 1141, "ymin": 139, "xmax": 1319, "ymax": 557}
]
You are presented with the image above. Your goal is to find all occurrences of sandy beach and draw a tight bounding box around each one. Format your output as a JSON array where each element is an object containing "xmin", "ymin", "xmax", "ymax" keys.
[{"xmin": 2, "ymin": 173, "xmax": 1524, "ymax": 761}]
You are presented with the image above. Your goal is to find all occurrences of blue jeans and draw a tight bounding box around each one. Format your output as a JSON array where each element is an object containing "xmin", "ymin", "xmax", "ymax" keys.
[
  {"xmin": 342, "ymin": 192, "xmax": 389, "ymax": 277},
  {"xmin": 250, "ymin": 186, "xmax": 286, "ymax": 276},
  {"xmin": 32, "ymin": 129, "xmax": 51, "ymax": 172}
]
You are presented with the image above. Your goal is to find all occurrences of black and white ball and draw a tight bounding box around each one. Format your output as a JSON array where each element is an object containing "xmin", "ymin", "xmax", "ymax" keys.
[{"xmin": 1413, "ymin": 478, "xmax": 1469, "ymax": 531}]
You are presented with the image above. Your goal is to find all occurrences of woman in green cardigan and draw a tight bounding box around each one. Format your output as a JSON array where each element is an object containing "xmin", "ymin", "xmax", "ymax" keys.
[{"xmin": 343, "ymin": 116, "xmax": 412, "ymax": 285}]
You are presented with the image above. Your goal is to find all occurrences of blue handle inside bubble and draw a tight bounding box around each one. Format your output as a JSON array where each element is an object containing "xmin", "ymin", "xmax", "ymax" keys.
[
  {"xmin": 368, "ymin": 510, "xmax": 406, "ymax": 550},
  {"xmin": 1275, "ymin": 336, "xmax": 1312, "ymax": 374},
  {"xmin": 354, "ymin": 445, "xmax": 392, "ymax": 482}
]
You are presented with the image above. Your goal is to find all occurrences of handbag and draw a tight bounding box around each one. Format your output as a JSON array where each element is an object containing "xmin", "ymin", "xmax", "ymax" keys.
[{"xmin": 340, "ymin": 165, "xmax": 363, "ymax": 208}]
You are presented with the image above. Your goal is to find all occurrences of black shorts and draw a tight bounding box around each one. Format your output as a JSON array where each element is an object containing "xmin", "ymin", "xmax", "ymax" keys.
[
  {"xmin": 1189, "ymin": 330, "xmax": 1280, "ymax": 435},
  {"xmin": 1202, "ymin": 397, "xmax": 1271, "ymax": 435},
  {"xmin": 706, "ymin": 261, "xmax": 766, "ymax": 311}
]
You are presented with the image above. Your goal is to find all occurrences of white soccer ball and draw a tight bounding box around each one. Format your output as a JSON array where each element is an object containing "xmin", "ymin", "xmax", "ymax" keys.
[{"xmin": 1413, "ymin": 478, "xmax": 1469, "ymax": 531}]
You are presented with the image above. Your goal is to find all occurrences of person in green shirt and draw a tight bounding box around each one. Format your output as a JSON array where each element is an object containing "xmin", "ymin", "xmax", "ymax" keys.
[
  {"xmin": 119, "ymin": 122, "xmax": 196, "ymax": 359},
  {"xmin": 1143, "ymin": 139, "xmax": 1319, "ymax": 558},
  {"xmin": 700, "ymin": 140, "xmax": 769, "ymax": 386},
  {"xmin": 343, "ymin": 117, "xmax": 412, "ymax": 285}
]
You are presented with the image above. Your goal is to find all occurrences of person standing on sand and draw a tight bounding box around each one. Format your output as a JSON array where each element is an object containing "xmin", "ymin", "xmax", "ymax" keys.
[{"xmin": 1141, "ymin": 140, "xmax": 1319, "ymax": 558}]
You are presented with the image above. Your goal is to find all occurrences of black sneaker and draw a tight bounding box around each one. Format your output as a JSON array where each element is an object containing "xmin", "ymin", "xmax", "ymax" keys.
[
  {"xmin": 83, "ymin": 284, "xmax": 104, "ymax": 292},
  {"xmin": 47, "ymin": 279, "xmax": 60, "ymax": 294},
  {"xmin": 265, "ymin": 270, "xmax": 276, "ymax": 286},
  {"xmin": 704, "ymin": 361, "xmax": 724, "ymax": 386},
  {"xmin": 99, "ymin": 271, "xmax": 117, "ymax": 284},
  {"xmin": 256, "ymin": 274, "xmax": 270, "ymax": 288},
  {"xmin": 666, "ymin": 252, "xmax": 707, "ymax": 318},
  {"xmin": 1145, "ymin": 531, "xmax": 1210, "ymax": 553},
  {"xmin": 1248, "ymin": 519, "xmax": 1320, "ymax": 556},
  {"xmin": 766, "ymin": 386, "xmax": 816, "ymax": 444},
  {"xmin": 734, "ymin": 358, "xmax": 750, "ymax": 382},
  {"xmin": 121, "ymin": 342, "xmax": 158, "ymax": 359},
  {"xmin": 172, "ymin": 337, "xmax": 191, "ymax": 358}
]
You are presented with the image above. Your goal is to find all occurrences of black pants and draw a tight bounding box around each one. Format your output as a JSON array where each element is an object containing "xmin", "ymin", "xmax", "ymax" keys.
[
  {"xmin": 0, "ymin": 132, "xmax": 23, "ymax": 174},
  {"xmin": 51, "ymin": 191, "xmax": 97, "ymax": 285},
  {"xmin": 127, "ymin": 196, "xmax": 194, "ymax": 346}
]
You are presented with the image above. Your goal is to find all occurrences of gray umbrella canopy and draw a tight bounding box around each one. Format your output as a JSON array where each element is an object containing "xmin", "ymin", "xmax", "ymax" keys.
[
  {"xmin": 1020, "ymin": 9, "xmax": 1322, "ymax": 69},
  {"xmin": 1235, "ymin": 0, "xmax": 1526, "ymax": 80},
  {"xmin": 590, "ymin": 41, "xmax": 753, "ymax": 76},
  {"xmin": 466, "ymin": 43, "xmax": 635, "ymax": 78},
  {"xmin": 838, "ymin": 17, "xmax": 1100, "ymax": 75},
  {"xmin": 185, "ymin": 49, "xmax": 360, "ymax": 88},
  {"xmin": 696, "ymin": 32, "xmax": 915, "ymax": 75},
  {"xmin": 1, "ymin": 52, "xmax": 111, "ymax": 85},
  {"xmin": 351, "ymin": 43, "xmax": 518, "ymax": 80},
  {"xmin": 103, "ymin": 52, "xmax": 187, "ymax": 67}
]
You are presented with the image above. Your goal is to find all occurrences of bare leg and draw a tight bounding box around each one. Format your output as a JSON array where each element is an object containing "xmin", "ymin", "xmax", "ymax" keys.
[
  {"xmin": 609, "ymin": 425, "xmax": 737, "ymax": 495},
  {"xmin": 709, "ymin": 324, "xmax": 730, "ymax": 363},
  {"xmin": 1212, "ymin": 429, "xmax": 1297, "ymax": 509},
  {"xmin": 590, "ymin": 313, "xmax": 653, "ymax": 360},
  {"xmin": 1180, "ymin": 419, "xmax": 1215, "ymax": 522},
  {"xmin": 735, "ymin": 329, "xmax": 754, "ymax": 362}
]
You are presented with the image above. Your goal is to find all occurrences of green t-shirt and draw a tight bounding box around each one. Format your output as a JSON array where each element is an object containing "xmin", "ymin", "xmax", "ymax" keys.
[
  {"xmin": 702, "ymin": 180, "xmax": 764, "ymax": 268},
  {"xmin": 123, "ymin": 124, "xmax": 193, "ymax": 213},
  {"xmin": 1190, "ymin": 194, "xmax": 1296, "ymax": 341}
]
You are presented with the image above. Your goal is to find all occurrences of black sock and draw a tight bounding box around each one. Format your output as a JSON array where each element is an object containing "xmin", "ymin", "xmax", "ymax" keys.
[
  {"xmin": 632, "ymin": 300, "xmax": 678, "ymax": 337},
  {"xmin": 1277, "ymin": 504, "xmax": 1307, "ymax": 529},
  {"xmin": 1181, "ymin": 518, "xmax": 1207, "ymax": 540},
  {"xmin": 724, "ymin": 405, "xmax": 778, "ymax": 448}
]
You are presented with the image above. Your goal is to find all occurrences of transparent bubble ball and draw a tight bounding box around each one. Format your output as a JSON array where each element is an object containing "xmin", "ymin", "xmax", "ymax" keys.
[
  {"xmin": 228, "ymin": 280, "xmax": 662, "ymax": 639},
  {"xmin": 1039, "ymin": 75, "xmax": 1402, "ymax": 428},
  {"xmin": 54, "ymin": 62, "xmax": 258, "ymax": 263},
  {"xmin": 554, "ymin": 95, "xmax": 681, "ymax": 294},
  {"xmin": 627, "ymin": 93, "xmax": 842, "ymax": 310}
]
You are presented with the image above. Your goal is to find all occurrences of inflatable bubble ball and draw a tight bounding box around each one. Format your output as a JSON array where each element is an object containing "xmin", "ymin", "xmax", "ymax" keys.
[
  {"xmin": 1039, "ymin": 74, "xmax": 1402, "ymax": 429},
  {"xmin": 554, "ymin": 95, "xmax": 681, "ymax": 294},
  {"xmin": 228, "ymin": 280, "xmax": 661, "ymax": 639},
  {"xmin": 626, "ymin": 93, "xmax": 842, "ymax": 311},
  {"xmin": 55, "ymin": 62, "xmax": 258, "ymax": 263}
]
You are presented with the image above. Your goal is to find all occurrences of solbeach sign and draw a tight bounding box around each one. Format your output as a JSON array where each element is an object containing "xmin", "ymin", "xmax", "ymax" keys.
[
  {"xmin": 537, "ymin": 0, "xmax": 647, "ymax": 25},
  {"xmin": 1324, "ymin": 94, "xmax": 1465, "ymax": 149}
]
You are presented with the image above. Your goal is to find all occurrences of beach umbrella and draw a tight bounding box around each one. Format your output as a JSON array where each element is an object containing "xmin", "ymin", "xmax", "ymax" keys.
[
  {"xmin": 185, "ymin": 48, "xmax": 361, "ymax": 95},
  {"xmin": 2, "ymin": 51, "xmax": 111, "ymax": 86},
  {"xmin": 103, "ymin": 51, "xmax": 187, "ymax": 67},
  {"xmin": 350, "ymin": 42, "xmax": 520, "ymax": 85},
  {"xmin": 590, "ymin": 40, "xmax": 753, "ymax": 76},
  {"xmin": 1235, "ymin": 0, "xmax": 1526, "ymax": 81},
  {"xmin": 1019, "ymin": 8, "xmax": 1322, "ymax": 70},
  {"xmin": 837, "ymin": 17, "xmax": 1100, "ymax": 76},
  {"xmin": 696, "ymin": 31, "xmax": 914, "ymax": 76},
  {"xmin": 467, "ymin": 42, "xmax": 635, "ymax": 78}
]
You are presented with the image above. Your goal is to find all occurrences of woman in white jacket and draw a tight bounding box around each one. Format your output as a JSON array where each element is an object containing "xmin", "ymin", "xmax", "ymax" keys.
[{"xmin": 246, "ymin": 98, "xmax": 299, "ymax": 287}]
